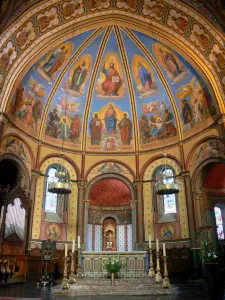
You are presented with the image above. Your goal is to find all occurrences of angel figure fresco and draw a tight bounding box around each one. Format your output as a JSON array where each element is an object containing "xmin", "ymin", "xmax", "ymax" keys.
[
  {"xmin": 176, "ymin": 77, "xmax": 215, "ymax": 128},
  {"xmin": 132, "ymin": 55, "xmax": 158, "ymax": 98},
  {"xmin": 142, "ymin": 0, "xmax": 164, "ymax": 20},
  {"xmin": 116, "ymin": 0, "xmax": 137, "ymax": 11},
  {"xmin": 209, "ymin": 44, "xmax": 225, "ymax": 73},
  {"xmin": 11, "ymin": 76, "xmax": 45, "ymax": 130},
  {"xmin": 3, "ymin": 138, "xmax": 28, "ymax": 162},
  {"xmin": 96, "ymin": 53, "xmax": 125, "ymax": 99},
  {"xmin": 62, "ymin": 55, "xmax": 92, "ymax": 98},
  {"xmin": 35, "ymin": 43, "xmax": 72, "ymax": 83},
  {"xmin": 153, "ymin": 43, "xmax": 188, "ymax": 84}
]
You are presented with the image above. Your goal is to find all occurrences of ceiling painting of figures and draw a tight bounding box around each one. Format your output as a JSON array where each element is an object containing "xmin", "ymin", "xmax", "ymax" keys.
[
  {"xmin": 6, "ymin": 25, "xmax": 220, "ymax": 153},
  {"xmin": 87, "ymin": 29, "xmax": 134, "ymax": 152},
  {"xmin": 8, "ymin": 29, "xmax": 95, "ymax": 137},
  {"xmin": 43, "ymin": 32, "xmax": 104, "ymax": 149}
]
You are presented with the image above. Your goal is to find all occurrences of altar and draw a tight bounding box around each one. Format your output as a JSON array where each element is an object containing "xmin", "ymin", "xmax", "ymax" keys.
[{"xmin": 82, "ymin": 251, "xmax": 147, "ymax": 278}]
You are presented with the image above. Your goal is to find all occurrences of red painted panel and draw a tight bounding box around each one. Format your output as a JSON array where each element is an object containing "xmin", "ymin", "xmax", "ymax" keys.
[
  {"xmin": 204, "ymin": 163, "xmax": 225, "ymax": 188},
  {"xmin": 89, "ymin": 178, "xmax": 131, "ymax": 206}
]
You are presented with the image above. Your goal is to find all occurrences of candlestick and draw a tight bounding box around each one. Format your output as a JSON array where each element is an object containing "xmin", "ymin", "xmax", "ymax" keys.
[
  {"xmin": 61, "ymin": 256, "xmax": 70, "ymax": 289},
  {"xmin": 148, "ymin": 248, "xmax": 155, "ymax": 278},
  {"xmin": 156, "ymin": 239, "xmax": 159, "ymax": 252},
  {"xmin": 78, "ymin": 236, "xmax": 80, "ymax": 249},
  {"xmin": 76, "ymin": 247, "xmax": 84, "ymax": 279},
  {"xmin": 155, "ymin": 246, "xmax": 162, "ymax": 283},
  {"xmin": 65, "ymin": 244, "xmax": 68, "ymax": 257},
  {"xmin": 72, "ymin": 240, "xmax": 75, "ymax": 253},
  {"xmin": 163, "ymin": 243, "xmax": 166, "ymax": 257},
  {"xmin": 69, "ymin": 252, "xmax": 77, "ymax": 284},
  {"xmin": 162, "ymin": 256, "xmax": 170, "ymax": 288},
  {"xmin": 149, "ymin": 235, "xmax": 151, "ymax": 248}
]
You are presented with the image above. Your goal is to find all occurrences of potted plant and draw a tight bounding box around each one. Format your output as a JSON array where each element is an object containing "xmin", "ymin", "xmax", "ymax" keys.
[{"xmin": 104, "ymin": 256, "xmax": 123, "ymax": 284}]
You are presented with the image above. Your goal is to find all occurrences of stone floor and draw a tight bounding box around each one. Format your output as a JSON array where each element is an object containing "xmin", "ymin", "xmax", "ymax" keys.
[{"xmin": 0, "ymin": 281, "xmax": 223, "ymax": 299}]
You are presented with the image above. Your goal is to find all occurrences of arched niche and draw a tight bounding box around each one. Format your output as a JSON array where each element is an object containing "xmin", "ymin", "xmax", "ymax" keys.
[
  {"xmin": 191, "ymin": 157, "xmax": 225, "ymax": 244},
  {"xmin": 142, "ymin": 157, "xmax": 188, "ymax": 241},
  {"xmin": 84, "ymin": 173, "xmax": 135, "ymax": 251},
  {"xmin": 31, "ymin": 156, "xmax": 78, "ymax": 244}
]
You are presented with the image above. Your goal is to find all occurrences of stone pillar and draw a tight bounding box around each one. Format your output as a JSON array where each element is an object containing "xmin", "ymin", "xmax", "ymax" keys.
[
  {"xmin": 76, "ymin": 180, "xmax": 87, "ymax": 245},
  {"xmin": 26, "ymin": 170, "xmax": 40, "ymax": 253},
  {"xmin": 83, "ymin": 200, "xmax": 90, "ymax": 250},
  {"xmin": 182, "ymin": 171, "xmax": 198, "ymax": 275},
  {"xmin": 130, "ymin": 200, "xmax": 137, "ymax": 250},
  {"xmin": 133, "ymin": 181, "xmax": 144, "ymax": 248}
]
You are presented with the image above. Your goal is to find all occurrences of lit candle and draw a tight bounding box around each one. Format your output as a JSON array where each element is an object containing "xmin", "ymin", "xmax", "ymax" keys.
[
  {"xmin": 78, "ymin": 236, "xmax": 80, "ymax": 249},
  {"xmin": 156, "ymin": 239, "xmax": 159, "ymax": 252},
  {"xmin": 163, "ymin": 243, "xmax": 166, "ymax": 257},
  {"xmin": 149, "ymin": 235, "xmax": 151, "ymax": 248},
  {"xmin": 65, "ymin": 244, "xmax": 68, "ymax": 257},
  {"xmin": 72, "ymin": 240, "xmax": 75, "ymax": 253}
]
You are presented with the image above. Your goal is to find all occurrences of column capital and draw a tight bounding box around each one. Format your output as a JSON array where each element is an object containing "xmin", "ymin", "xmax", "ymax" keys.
[
  {"xmin": 83, "ymin": 200, "xmax": 90, "ymax": 208},
  {"xmin": 130, "ymin": 200, "xmax": 137, "ymax": 208},
  {"xmin": 181, "ymin": 170, "xmax": 191, "ymax": 180},
  {"xmin": 31, "ymin": 169, "xmax": 42, "ymax": 178},
  {"xmin": 133, "ymin": 180, "xmax": 143, "ymax": 189},
  {"xmin": 77, "ymin": 179, "xmax": 88, "ymax": 188}
]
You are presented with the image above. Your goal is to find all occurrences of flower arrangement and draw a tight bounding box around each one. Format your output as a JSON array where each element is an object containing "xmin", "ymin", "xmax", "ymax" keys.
[
  {"xmin": 202, "ymin": 241, "xmax": 219, "ymax": 263},
  {"xmin": 104, "ymin": 256, "xmax": 123, "ymax": 273}
]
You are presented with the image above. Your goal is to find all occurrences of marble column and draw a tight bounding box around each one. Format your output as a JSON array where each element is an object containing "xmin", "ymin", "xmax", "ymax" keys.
[
  {"xmin": 83, "ymin": 200, "xmax": 90, "ymax": 250},
  {"xmin": 133, "ymin": 181, "xmax": 144, "ymax": 248},
  {"xmin": 130, "ymin": 200, "xmax": 137, "ymax": 251},
  {"xmin": 182, "ymin": 171, "xmax": 198, "ymax": 274},
  {"xmin": 76, "ymin": 180, "xmax": 87, "ymax": 245},
  {"xmin": 26, "ymin": 170, "xmax": 41, "ymax": 253}
]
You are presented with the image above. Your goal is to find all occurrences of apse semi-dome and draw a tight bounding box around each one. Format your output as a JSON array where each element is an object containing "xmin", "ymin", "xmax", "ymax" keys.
[{"xmin": 9, "ymin": 26, "xmax": 218, "ymax": 153}]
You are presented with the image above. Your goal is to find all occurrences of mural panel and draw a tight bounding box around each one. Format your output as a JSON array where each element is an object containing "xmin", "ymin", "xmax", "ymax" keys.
[
  {"xmin": 8, "ymin": 30, "xmax": 94, "ymax": 137},
  {"xmin": 43, "ymin": 31, "xmax": 104, "ymax": 148},
  {"xmin": 87, "ymin": 30, "xmax": 134, "ymax": 152},
  {"xmin": 121, "ymin": 30, "xmax": 177, "ymax": 149}
]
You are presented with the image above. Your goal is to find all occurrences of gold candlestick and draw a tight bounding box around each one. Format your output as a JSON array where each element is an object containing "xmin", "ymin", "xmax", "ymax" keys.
[
  {"xmin": 155, "ymin": 250, "xmax": 162, "ymax": 283},
  {"xmin": 162, "ymin": 256, "xmax": 170, "ymax": 288},
  {"xmin": 76, "ymin": 248, "xmax": 84, "ymax": 279},
  {"xmin": 61, "ymin": 256, "xmax": 70, "ymax": 289},
  {"xmin": 148, "ymin": 248, "xmax": 155, "ymax": 278},
  {"xmin": 69, "ymin": 252, "xmax": 77, "ymax": 284}
]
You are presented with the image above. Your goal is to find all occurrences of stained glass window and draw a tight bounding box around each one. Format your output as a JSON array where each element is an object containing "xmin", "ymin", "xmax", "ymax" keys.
[
  {"xmin": 214, "ymin": 207, "xmax": 224, "ymax": 240},
  {"xmin": 45, "ymin": 167, "xmax": 58, "ymax": 213},
  {"xmin": 162, "ymin": 168, "xmax": 177, "ymax": 214}
]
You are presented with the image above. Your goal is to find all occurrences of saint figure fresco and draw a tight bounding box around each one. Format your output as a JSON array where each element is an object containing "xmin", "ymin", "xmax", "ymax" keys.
[
  {"xmin": 90, "ymin": 113, "xmax": 103, "ymax": 145},
  {"xmin": 36, "ymin": 42, "xmax": 72, "ymax": 82},
  {"xmin": 96, "ymin": 52, "xmax": 126, "ymax": 98},
  {"xmin": 63, "ymin": 55, "xmax": 91, "ymax": 98},
  {"xmin": 118, "ymin": 113, "xmax": 132, "ymax": 145},
  {"xmin": 153, "ymin": 43, "xmax": 188, "ymax": 84},
  {"xmin": 132, "ymin": 55, "xmax": 158, "ymax": 98}
]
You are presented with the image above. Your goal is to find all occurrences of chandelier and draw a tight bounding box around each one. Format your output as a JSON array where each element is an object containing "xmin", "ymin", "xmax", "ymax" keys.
[
  {"xmin": 155, "ymin": 126, "xmax": 180, "ymax": 195},
  {"xmin": 48, "ymin": 161, "xmax": 72, "ymax": 194},
  {"xmin": 48, "ymin": 97, "xmax": 72, "ymax": 195}
]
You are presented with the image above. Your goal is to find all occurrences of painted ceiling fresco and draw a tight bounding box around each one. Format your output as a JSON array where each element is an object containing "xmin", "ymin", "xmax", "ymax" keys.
[{"xmin": 8, "ymin": 26, "xmax": 218, "ymax": 152}]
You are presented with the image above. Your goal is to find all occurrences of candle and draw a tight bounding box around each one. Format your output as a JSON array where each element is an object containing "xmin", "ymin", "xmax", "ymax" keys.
[
  {"xmin": 72, "ymin": 240, "xmax": 75, "ymax": 253},
  {"xmin": 65, "ymin": 244, "xmax": 68, "ymax": 257},
  {"xmin": 78, "ymin": 236, "xmax": 80, "ymax": 249},
  {"xmin": 156, "ymin": 239, "xmax": 159, "ymax": 252},
  {"xmin": 149, "ymin": 235, "xmax": 151, "ymax": 248},
  {"xmin": 163, "ymin": 243, "xmax": 166, "ymax": 257}
]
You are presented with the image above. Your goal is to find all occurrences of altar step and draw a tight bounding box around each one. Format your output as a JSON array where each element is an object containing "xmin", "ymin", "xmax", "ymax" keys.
[{"xmin": 51, "ymin": 278, "xmax": 179, "ymax": 296}]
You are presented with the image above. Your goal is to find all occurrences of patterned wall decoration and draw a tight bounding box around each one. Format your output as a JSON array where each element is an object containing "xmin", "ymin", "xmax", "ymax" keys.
[
  {"xmin": 95, "ymin": 225, "xmax": 102, "ymax": 251},
  {"xmin": 31, "ymin": 156, "xmax": 77, "ymax": 241},
  {"xmin": 127, "ymin": 224, "xmax": 133, "ymax": 251},
  {"xmin": 189, "ymin": 138, "xmax": 225, "ymax": 170},
  {"xmin": 117, "ymin": 225, "xmax": 125, "ymax": 251},
  {"xmin": 86, "ymin": 224, "xmax": 93, "ymax": 251},
  {"xmin": 87, "ymin": 161, "xmax": 134, "ymax": 182},
  {"xmin": 143, "ymin": 157, "xmax": 189, "ymax": 240}
]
